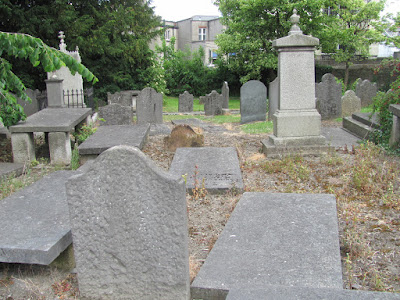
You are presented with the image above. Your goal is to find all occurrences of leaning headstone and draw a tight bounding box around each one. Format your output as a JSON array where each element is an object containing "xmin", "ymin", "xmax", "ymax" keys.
[
  {"xmin": 204, "ymin": 90, "xmax": 223, "ymax": 116},
  {"xmin": 341, "ymin": 90, "xmax": 361, "ymax": 117},
  {"xmin": 315, "ymin": 73, "xmax": 342, "ymax": 119},
  {"xmin": 66, "ymin": 146, "xmax": 190, "ymax": 299},
  {"xmin": 356, "ymin": 79, "xmax": 377, "ymax": 107},
  {"xmin": 98, "ymin": 103, "xmax": 133, "ymax": 126},
  {"xmin": 164, "ymin": 124, "xmax": 204, "ymax": 152},
  {"xmin": 178, "ymin": 91, "xmax": 194, "ymax": 113},
  {"xmin": 136, "ymin": 87, "xmax": 163, "ymax": 124},
  {"xmin": 240, "ymin": 80, "xmax": 267, "ymax": 124},
  {"xmin": 222, "ymin": 81, "xmax": 229, "ymax": 109},
  {"xmin": 268, "ymin": 77, "xmax": 279, "ymax": 121}
]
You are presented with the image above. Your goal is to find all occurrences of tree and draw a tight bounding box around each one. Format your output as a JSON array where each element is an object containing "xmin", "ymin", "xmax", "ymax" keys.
[
  {"xmin": 318, "ymin": 0, "xmax": 386, "ymax": 89},
  {"xmin": 214, "ymin": 0, "xmax": 326, "ymax": 83},
  {"xmin": 0, "ymin": 31, "xmax": 97, "ymax": 127}
]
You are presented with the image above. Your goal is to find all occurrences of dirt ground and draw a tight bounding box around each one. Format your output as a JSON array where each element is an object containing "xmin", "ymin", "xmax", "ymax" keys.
[{"xmin": 1, "ymin": 119, "xmax": 399, "ymax": 299}]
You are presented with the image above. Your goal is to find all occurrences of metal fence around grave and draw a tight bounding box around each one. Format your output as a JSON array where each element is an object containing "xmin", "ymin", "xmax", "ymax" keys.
[{"xmin": 63, "ymin": 87, "xmax": 94, "ymax": 110}]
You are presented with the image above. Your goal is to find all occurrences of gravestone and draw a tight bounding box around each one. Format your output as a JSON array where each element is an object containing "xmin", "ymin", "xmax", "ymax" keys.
[
  {"xmin": 17, "ymin": 89, "xmax": 39, "ymax": 116},
  {"xmin": 222, "ymin": 81, "xmax": 229, "ymax": 109},
  {"xmin": 107, "ymin": 90, "xmax": 140, "ymax": 110},
  {"xmin": 199, "ymin": 96, "xmax": 206, "ymax": 104},
  {"xmin": 356, "ymin": 79, "xmax": 377, "ymax": 107},
  {"xmin": 169, "ymin": 147, "xmax": 244, "ymax": 194},
  {"xmin": 98, "ymin": 103, "xmax": 133, "ymax": 126},
  {"xmin": 268, "ymin": 77, "xmax": 279, "ymax": 121},
  {"xmin": 204, "ymin": 90, "xmax": 223, "ymax": 116},
  {"xmin": 240, "ymin": 80, "xmax": 267, "ymax": 124},
  {"xmin": 136, "ymin": 87, "xmax": 163, "ymax": 124},
  {"xmin": 315, "ymin": 73, "xmax": 342, "ymax": 119},
  {"xmin": 66, "ymin": 146, "xmax": 190, "ymax": 299},
  {"xmin": 178, "ymin": 91, "xmax": 194, "ymax": 113},
  {"xmin": 341, "ymin": 90, "xmax": 361, "ymax": 117},
  {"xmin": 164, "ymin": 125, "xmax": 204, "ymax": 152}
]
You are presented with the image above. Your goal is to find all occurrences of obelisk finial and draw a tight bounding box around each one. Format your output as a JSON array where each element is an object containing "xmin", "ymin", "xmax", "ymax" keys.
[{"xmin": 289, "ymin": 9, "xmax": 302, "ymax": 35}]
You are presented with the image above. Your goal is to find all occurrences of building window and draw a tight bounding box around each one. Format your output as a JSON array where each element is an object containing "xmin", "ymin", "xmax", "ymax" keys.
[
  {"xmin": 199, "ymin": 28, "xmax": 206, "ymax": 41},
  {"xmin": 165, "ymin": 29, "xmax": 171, "ymax": 41}
]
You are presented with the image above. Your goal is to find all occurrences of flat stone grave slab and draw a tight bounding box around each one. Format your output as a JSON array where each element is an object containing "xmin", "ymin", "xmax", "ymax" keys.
[
  {"xmin": 191, "ymin": 192, "xmax": 343, "ymax": 293},
  {"xmin": 321, "ymin": 127, "xmax": 360, "ymax": 149},
  {"xmin": 149, "ymin": 123, "xmax": 172, "ymax": 136},
  {"xmin": 0, "ymin": 163, "xmax": 25, "ymax": 179},
  {"xmin": 169, "ymin": 147, "xmax": 243, "ymax": 194},
  {"xmin": 171, "ymin": 118, "xmax": 227, "ymax": 133},
  {"xmin": 352, "ymin": 112, "xmax": 380, "ymax": 129},
  {"xmin": 78, "ymin": 124, "xmax": 150, "ymax": 161},
  {"xmin": 0, "ymin": 170, "xmax": 74, "ymax": 265},
  {"xmin": 9, "ymin": 108, "xmax": 92, "ymax": 133}
]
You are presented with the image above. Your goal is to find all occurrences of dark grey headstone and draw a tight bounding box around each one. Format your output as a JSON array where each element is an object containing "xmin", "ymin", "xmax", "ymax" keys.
[
  {"xmin": 0, "ymin": 171, "xmax": 74, "ymax": 265},
  {"xmin": 316, "ymin": 73, "xmax": 342, "ymax": 119},
  {"xmin": 268, "ymin": 77, "xmax": 279, "ymax": 121},
  {"xmin": 178, "ymin": 91, "xmax": 194, "ymax": 113},
  {"xmin": 356, "ymin": 79, "xmax": 377, "ymax": 107},
  {"xmin": 341, "ymin": 90, "xmax": 361, "ymax": 117},
  {"xmin": 204, "ymin": 90, "xmax": 223, "ymax": 116},
  {"xmin": 192, "ymin": 192, "xmax": 343, "ymax": 292},
  {"xmin": 17, "ymin": 88, "xmax": 39, "ymax": 117},
  {"xmin": 78, "ymin": 124, "xmax": 150, "ymax": 155},
  {"xmin": 240, "ymin": 80, "xmax": 267, "ymax": 124},
  {"xmin": 222, "ymin": 81, "xmax": 229, "ymax": 109},
  {"xmin": 136, "ymin": 87, "xmax": 163, "ymax": 124},
  {"xmin": 169, "ymin": 147, "xmax": 243, "ymax": 193},
  {"xmin": 66, "ymin": 146, "xmax": 190, "ymax": 299},
  {"xmin": 98, "ymin": 103, "xmax": 133, "ymax": 126}
]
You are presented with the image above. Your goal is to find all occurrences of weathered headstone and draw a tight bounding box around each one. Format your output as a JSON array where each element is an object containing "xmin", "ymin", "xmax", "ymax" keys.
[
  {"xmin": 136, "ymin": 87, "xmax": 163, "ymax": 124},
  {"xmin": 178, "ymin": 91, "xmax": 194, "ymax": 113},
  {"xmin": 341, "ymin": 90, "xmax": 361, "ymax": 117},
  {"xmin": 17, "ymin": 89, "xmax": 39, "ymax": 116},
  {"xmin": 240, "ymin": 80, "xmax": 267, "ymax": 124},
  {"xmin": 98, "ymin": 103, "xmax": 133, "ymax": 126},
  {"xmin": 107, "ymin": 90, "xmax": 140, "ymax": 110},
  {"xmin": 315, "ymin": 73, "xmax": 342, "ymax": 119},
  {"xmin": 356, "ymin": 79, "xmax": 377, "ymax": 107},
  {"xmin": 66, "ymin": 146, "xmax": 190, "ymax": 299},
  {"xmin": 199, "ymin": 96, "xmax": 206, "ymax": 105},
  {"xmin": 204, "ymin": 90, "xmax": 223, "ymax": 116},
  {"xmin": 222, "ymin": 81, "xmax": 229, "ymax": 109},
  {"xmin": 268, "ymin": 77, "xmax": 279, "ymax": 121},
  {"xmin": 164, "ymin": 125, "xmax": 204, "ymax": 152}
]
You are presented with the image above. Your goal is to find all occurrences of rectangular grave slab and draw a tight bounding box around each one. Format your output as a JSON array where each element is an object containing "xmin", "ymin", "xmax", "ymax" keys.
[
  {"xmin": 0, "ymin": 171, "xmax": 74, "ymax": 265},
  {"xmin": 192, "ymin": 193, "xmax": 343, "ymax": 293},
  {"xmin": 0, "ymin": 163, "xmax": 25, "ymax": 180},
  {"xmin": 78, "ymin": 124, "xmax": 150, "ymax": 162},
  {"xmin": 169, "ymin": 147, "xmax": 243, "ymax": 194}
]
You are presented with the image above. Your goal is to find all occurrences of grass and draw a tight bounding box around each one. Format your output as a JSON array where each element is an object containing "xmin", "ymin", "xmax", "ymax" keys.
[
  {"xmin": 240, "ymin": 121, "xmax": 273, "ymax": 134},
  {"xmin": 163, "ymin": 95, "xmax": 240, "ymax": 113}
]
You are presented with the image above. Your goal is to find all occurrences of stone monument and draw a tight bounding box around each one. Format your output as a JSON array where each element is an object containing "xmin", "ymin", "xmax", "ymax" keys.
[
  {"xmin": 240, "ymin": 80, "xmax": 267, "ymax": 124},
  {"xmin": 222, "ymin": 81, "xmax": 229, "ymax": 109},
  {"xmin": 262, "ymin": 10, "xmax": 332, "ymax": 157},
  {"xmin": 136, "ymin": 87, "xmax": 163, "ymax": 124},
  {"xmin": 204, "ymin": 90, "xmax": 223, "ymax": 116},
  {"xmin": 178, "ymin": 91, "xmax": 194, "ymax": 113},
  {"xmin": 315, "ymin": 73, "xmax": 342, "ymax": 119},
  {"xmin": 341, "ymin": 90, "xmax": 361, "ymax": 118}
]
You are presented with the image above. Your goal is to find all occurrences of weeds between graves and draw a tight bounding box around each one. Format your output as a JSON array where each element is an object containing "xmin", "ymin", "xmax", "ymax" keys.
[{"xmin": 191, "ymin": 165, "xmax": 207, "ymax": 201}]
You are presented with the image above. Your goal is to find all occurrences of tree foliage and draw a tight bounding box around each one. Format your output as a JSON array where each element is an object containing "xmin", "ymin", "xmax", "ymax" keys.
[
  {"xmin": 0, "ymin": 31, "xmax": 97, "ymax": 127},
  {"xmin": 0, "ymin": 0, "xmax": 162, "ymax": 100}
]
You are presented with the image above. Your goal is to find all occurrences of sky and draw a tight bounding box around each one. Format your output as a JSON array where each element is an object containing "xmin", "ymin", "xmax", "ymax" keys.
[{"xmin": 151, "ymin": 0, "xmax": 221, "ymax": 21}]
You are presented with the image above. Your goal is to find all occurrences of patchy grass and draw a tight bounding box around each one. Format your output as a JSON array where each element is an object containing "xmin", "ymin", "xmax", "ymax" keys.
[{"xmin": 240, "ymin": 121, "xmax": 273, "ymax": 134}]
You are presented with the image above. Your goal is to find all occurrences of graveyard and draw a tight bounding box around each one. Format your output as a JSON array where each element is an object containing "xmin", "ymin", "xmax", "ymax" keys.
[{"xmin": 1, "ymin": 11, "xmax": 400, "ymax": 300}]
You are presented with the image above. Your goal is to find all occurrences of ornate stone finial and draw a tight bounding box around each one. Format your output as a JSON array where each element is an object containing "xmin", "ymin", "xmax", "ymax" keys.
[
  {"xmin": 289, "ymin": 9, "xmax": 303, "ymax": 35},
  {"xmin": 58, "ymin": 31, "xmax": 67, "ymax": 52}
]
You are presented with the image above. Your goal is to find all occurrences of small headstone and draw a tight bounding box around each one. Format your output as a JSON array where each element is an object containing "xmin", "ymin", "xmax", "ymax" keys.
[
  {"xmin": 199, "ymin": 96, "xmax": 206, "ymax": 105},
  {"xmin": 315, "ymin": 73, "xmax": 342, "ymax": 119},
  {"xmin": 66, "ymin": 146, "xmax": 190, "ymax": 299},
  {"xmin": 98, "ymin": 103, "xmax": 133, "ymax": 126},
  {"xmin": 164, "ymin": 124, "xmax": 204, "ymax": 152},
  {"xmin": 204, "ymin": 90, "xmax": 223, "ymax": 116},
  {"xmin": 178, "ymin": 91, "xmax": 194, "ymax": 113},
  {"xmin": 240, "ymin": 80, "xmax": 267, "ymax": 124},
  {"xmin": 268, "ymin": 78, "xmax": 279, "ymax": 121},
  {"xmin": 107, "ymin": 90, "xmax": 140, "ymax": 110},
  {"xmin": 341, "ymin": 90, "xmax": 361, "ymax": 117},
  {"xmin": 356, "ymin": 79, "xmax": 377, "ymax": 107},
  {"xmin": 136, "ymin": 87, "xmax": 163, "ymax": 124},
  {"xmin": 222, "ymin": 81, "xmax": 229, "ymax": 109},
  {"xmin": 169, "ymin": 147, "xmax": 244, "ymax": 194},
  {"xmin": 17, "ymin": 88, "xmax": 39, "ymax": 116}
]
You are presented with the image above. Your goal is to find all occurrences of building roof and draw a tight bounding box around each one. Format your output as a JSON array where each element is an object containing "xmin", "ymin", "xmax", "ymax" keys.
[{"xmin": 177, "ymin": 15, "xmax": 220, "ymax": 22}]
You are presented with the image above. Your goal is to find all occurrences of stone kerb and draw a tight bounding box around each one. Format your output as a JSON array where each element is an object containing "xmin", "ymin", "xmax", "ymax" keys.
[
  {"xmin": 356, "ymin": 79, "xmax": 377, "ymax": 107},
  {"xmin": 222, "ymin": 81, "xmax": 229, "ymax": 109},
  {"xmin": 341, "ymin": 90, "xmax": 361, "ymax": 117},
  {"xmin": 240, "ymin": 80, "xmax": 267, "ymax": 124},
  {"xmin": 316, "ymin": 73, "xmax": 342, "ymax": 119},
  {"xmin": 137, "ymin": 87, "xmax": 163, "ymax": 124},
  {"xmin": 204, "ymin": 90, "xmax": 223, "ymax": 116},
  {"xmin": 66, "ymin": 146, "xmax": 190, "ymax": 299},
  {"xmin": 178, "ymin": 91, "xmax": 194, "ymax": 113},
  {"xmin": 98, "ymin": 103, "xmax": 133, "ymax": 126}
]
